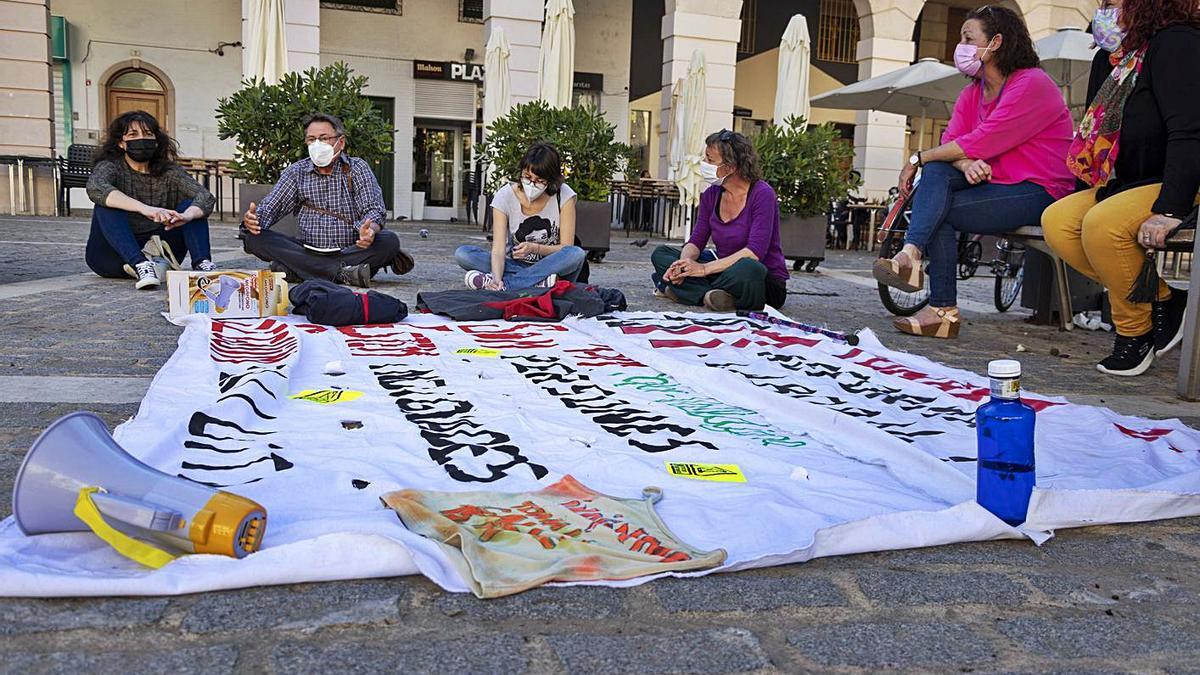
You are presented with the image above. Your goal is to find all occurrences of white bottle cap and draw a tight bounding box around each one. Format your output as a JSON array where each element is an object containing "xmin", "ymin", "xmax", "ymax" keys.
[{"xmin": 988, "ymin": 359, "xmax": 1021, "ymax": 378}]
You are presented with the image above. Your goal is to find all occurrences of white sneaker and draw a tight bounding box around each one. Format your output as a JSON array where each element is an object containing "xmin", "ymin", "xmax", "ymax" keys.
[
  {"xmin": 465, "ymin": 270, "xmax": 494, "ymax": 290},
  {"xmin": 133, "ymin": 260, "xmax": 161, "ymax": 289},
  {"xmin": 195, "ymin": 259, "xmax": 217, "ymax": 272},
  {"xmin": 536, "ymin": 274, "xmax": 558, "ymax": 289}
]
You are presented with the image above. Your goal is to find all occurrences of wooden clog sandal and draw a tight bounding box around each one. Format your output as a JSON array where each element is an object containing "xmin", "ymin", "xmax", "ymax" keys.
[
  {"xmin": 893, "ymin": 306, "xmax": 960, "ymax": 339},
  {"xmin": 872, "ymin": 251, "xmax": 925, "ymax": 293}
]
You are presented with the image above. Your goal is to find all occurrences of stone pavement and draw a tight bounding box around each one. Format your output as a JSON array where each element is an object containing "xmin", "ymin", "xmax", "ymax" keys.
[{"xmin": 0, "ymin": 214, "xmax": 1196, "ymax": 673}]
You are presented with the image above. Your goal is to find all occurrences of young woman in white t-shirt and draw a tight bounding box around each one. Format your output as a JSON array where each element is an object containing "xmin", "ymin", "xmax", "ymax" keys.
[{"xmin": 454, "ymin": 143, "xmax": 586, "ymax": 290}]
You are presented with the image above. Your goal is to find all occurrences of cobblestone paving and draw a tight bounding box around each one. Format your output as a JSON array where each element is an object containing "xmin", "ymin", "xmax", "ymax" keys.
[{"xmin": 0, "ymin": 216, "xmax": 1196, "ymax": 673}]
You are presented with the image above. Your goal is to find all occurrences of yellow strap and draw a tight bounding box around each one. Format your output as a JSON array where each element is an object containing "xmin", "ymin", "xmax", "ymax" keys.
[{"xmin": 73, "ymin": 487, "xmax": 178, "ymax": 569}]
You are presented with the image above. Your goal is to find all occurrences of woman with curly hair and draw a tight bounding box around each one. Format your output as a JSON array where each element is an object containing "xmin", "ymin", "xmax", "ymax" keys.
[
  {"xmin": 1043, "ymin": 0, "xmax": 1200, "ymax": 376},
  {"xmin": 652, "ymin": 129, "xmax": 788, "ymax": 312},
  {"xmin": 85, "ymin": 110, "xmax": 217, "ymax": 288},
  {"xmin": 873, "ymin": 5, "xmax": 1074, "ymax": 338}
]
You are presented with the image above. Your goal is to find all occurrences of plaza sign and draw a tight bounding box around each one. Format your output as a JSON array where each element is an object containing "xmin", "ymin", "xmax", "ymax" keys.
[{"xmin": 414, "ymin": 60, "xmax": 485, "ymax": 83}]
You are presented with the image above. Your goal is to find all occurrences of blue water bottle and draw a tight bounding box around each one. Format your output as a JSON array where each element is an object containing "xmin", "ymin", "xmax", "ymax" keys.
[{"xmin": 976, "ymin": 359, "xmax": 1036, "ymax": 526}]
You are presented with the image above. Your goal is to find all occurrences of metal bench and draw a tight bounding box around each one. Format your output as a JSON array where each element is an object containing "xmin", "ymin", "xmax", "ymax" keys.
[{"xmin": 1005, "ymin": 225, "xmax": 1075, "ymax": 331}]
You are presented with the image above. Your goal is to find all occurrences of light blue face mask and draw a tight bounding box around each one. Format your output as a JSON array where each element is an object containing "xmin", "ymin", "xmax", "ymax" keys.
[{"xmin": 1093, "ymin": 7, "xmax": 1125, "ymax": 52}]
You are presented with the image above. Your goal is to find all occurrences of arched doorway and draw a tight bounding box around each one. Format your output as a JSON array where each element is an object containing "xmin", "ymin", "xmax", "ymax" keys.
[{"xmin": 106, "ymin": 69, "xmax": 168, "ymax": 127}]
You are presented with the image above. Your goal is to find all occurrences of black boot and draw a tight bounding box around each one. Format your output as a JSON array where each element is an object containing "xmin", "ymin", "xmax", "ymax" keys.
[
  {"xmin": 1151, "ymin": 287, "xmax": 1187, "ymax": 357},
  {"xmin": 1096, "ymin": 331, "xmax": 1155, "ymax": 377}
]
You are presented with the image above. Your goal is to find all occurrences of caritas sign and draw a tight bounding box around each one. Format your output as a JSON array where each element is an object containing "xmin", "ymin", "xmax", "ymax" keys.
[{"xmin": 414, "ymin": 60, "xmax": 485, "ymax": 83}]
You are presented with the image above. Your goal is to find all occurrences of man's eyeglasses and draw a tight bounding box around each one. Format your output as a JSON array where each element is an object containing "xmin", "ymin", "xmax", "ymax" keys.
[{"xmin": 305, "ymin": 134, "xmax": 342, "ymax": 145}]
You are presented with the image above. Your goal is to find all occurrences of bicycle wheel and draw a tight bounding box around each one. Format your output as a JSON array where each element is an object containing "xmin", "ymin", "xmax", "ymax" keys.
[
  {"xmin": 993, "ymin": 244, "xmax": 1025, "ymax": 312},
  {"xmin": 958, "ymin": 239, "xmax": 982, "ymax": 280},
  {"xmin": 877, "ymin": 230, "xmax": 930, "ymax": 316}
]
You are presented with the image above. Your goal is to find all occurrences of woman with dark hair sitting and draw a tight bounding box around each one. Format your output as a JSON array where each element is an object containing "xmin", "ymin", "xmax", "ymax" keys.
[
  {"xmin": 651, "ymin": 129, "xmax": 788, "ymax": 312},
  {"xmin": 455, "ymin": 143, "xmax": 585, "ymax": 290},
  {"xmin": 85, "ymin": 110, "xmax": 217, "ymax": 289},
  {"xmin": 872, "ymin": 5, "xmax": 1074, "ymax": 337},
  {"xmin": 1043, "ymin": 0, "xmax": 1199, "ymax": 376}
]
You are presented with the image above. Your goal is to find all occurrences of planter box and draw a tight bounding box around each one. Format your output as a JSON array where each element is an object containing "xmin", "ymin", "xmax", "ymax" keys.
[
  {"xmin": 239, "ymin": 183, "xmax": 298, "ymax": 237},
  {"xmin": 574, "ymin": 199, "xmax": 611, "ymax": 253},
  {"xmin": 779, "ymin": 212, "xmax": 827, "ymax": 271}
]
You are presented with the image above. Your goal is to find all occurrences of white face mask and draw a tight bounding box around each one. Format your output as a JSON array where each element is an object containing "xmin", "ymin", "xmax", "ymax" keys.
[
  {"xmin": 308, "ymin": 140, "xmax": 336, "ymax": 167},
  {"xmin": 699, "ymin": 161, "xmax": 726, "ymax": 186},
  {"xmin": 521, "ymin": 179, "xmax": 548, "ymax": 201}
]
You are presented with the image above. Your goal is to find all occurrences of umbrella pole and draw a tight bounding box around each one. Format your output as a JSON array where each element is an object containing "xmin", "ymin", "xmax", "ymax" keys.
[{"xmin": 918, "ymin": 107, "xmax": 927, "ymax": 151}]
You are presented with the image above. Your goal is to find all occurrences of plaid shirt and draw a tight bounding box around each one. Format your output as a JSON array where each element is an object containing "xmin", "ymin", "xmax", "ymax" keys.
[{"xmin": 256, "ymin": 153, "xmax": 387, "ymax": 248}]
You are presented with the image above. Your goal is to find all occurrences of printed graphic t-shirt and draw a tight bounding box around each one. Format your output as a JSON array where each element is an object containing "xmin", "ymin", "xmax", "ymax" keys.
[
  {"xmin": 491, "ymin": 182, "xmax": 578, "ymax": 262},
  {"xmin": 383, "ymin": 475, "xmax": 727, "ymax": 598}
]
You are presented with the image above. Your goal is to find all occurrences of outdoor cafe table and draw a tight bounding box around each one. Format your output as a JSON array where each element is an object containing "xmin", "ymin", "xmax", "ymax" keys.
[{"xmin": 845, "ymin": 202, "xmax": 888, "ymax": 251}]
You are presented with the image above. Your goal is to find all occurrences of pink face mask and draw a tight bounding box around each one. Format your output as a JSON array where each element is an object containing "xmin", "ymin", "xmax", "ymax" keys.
[{"xmin": 954, "ymin": 37, "xmax": 996, "ymax": 78}]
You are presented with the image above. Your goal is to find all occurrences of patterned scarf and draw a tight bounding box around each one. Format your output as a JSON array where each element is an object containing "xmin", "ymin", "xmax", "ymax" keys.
[{"xmin": 1067, "ymin": 47, "xmax": 1146, "ymax": 187}]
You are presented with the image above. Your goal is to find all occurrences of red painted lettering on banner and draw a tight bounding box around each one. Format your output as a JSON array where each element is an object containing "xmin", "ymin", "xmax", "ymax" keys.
[
  {"xmin": 1114, "ymin": 423, "xmax": 1174, "ymax": 442},
  {"xmin": 337, "ymin": 325, "xmax": 438, "ymax": 357},
  {"xmin": 565, "ymin": 345, "xmax": 646, "ymax": 368},
  {"xmin": 211, "ymin": 319, "xmax": 297, "ymax": 364}
]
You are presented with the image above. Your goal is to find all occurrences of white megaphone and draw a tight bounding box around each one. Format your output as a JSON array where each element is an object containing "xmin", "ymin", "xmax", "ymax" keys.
[{"xmin": 13, "ymin": 412, "xmax": 267, "ymax": 565}]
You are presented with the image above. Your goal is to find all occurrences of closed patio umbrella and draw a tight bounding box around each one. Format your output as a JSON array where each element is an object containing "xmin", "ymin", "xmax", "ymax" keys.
[
  {"xmin": 538, "ymin": 0, "xmax": 575, "ymax": 108},
  {"xmin": 774, "ymin": 14, "xmax": 812, "ymax": 126},
  {"xmin": 675, "ymin": 50, "xmax": 708, "ymax": 212},
  {"xmin": 245, "ymin": 0, "xmax": 289, "ymax": 84},
  {"xmin": 483, "ymin": 26, "xmax": 512, "ymax": 129}
]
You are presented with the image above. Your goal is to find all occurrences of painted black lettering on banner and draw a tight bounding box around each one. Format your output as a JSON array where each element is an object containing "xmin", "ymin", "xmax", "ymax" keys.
[
  {"xmin": 704, "ymin": 358, "xmax": 946, "ymax": 443},
  {"xmin": 371, "ymin": 365, "xmax": 548, "ymax": 483},
  {"xmin": 764, "ymin": 353, "xmax": 977, "ymax": 428},
  {"xmin": 505, "ymin": 355, "xmax": 718, "ymax": 454}
]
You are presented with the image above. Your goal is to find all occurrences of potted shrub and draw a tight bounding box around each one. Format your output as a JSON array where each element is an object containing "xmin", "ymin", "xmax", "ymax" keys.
[
  {"xmin": 478, "ymin": 101, "xmax": 634, "ymax": 260},
  {"xmin": 754, "ymin": 116, "xmax": 860, "ymax": 271},
  {"xmin": 215, "ymin": 63, "xmax": 394, "ymax": 234}
]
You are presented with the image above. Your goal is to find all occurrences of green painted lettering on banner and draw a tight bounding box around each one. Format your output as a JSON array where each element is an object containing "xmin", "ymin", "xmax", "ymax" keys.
[{"xmin": 614, "ymin": 374, "xmax": 806, "ymax": 448}]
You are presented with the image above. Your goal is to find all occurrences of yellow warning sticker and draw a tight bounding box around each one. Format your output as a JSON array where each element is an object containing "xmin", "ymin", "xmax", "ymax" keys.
[
  {"xmin": 665, "ymin": 462, "xmax": 746, "ymax": 483},
  {"xmin": 289, "ymin": 389, "xmax": 364, "ymax": 404},
  {"xmin": 455, "ymin": 348, "xmax": 501, "ymax": 358}
]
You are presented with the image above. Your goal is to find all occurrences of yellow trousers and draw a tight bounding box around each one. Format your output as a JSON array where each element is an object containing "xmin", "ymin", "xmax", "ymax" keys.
[{"xmin": 1041, "ymin": 184, "xmax": 1171, "ymax": 336}]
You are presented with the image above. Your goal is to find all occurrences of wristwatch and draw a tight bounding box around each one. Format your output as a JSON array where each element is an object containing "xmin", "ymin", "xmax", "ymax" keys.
[{"xmin": 909, "ymin": 152, "xmax": 923, "ymax": 167}]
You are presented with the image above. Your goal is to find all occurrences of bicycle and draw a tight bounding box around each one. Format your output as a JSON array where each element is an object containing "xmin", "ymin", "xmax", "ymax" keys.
[{"xmin": 875, "ymin": 192, "xmax": 1026, "ymax": 316}]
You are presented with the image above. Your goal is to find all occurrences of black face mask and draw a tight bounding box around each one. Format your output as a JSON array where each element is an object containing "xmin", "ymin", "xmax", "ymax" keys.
[{"xmin": 124, "ymin": 138, "xmax": 158, "ymax": 162}]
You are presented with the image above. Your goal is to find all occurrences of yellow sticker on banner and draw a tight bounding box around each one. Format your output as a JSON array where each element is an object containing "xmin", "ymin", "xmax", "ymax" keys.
[
  {"xmin": 455, "ymin": 348, "xmax": 501, "ymax": 358},
  {"xmin": 665, "ymin": 462, "xmax": 746, "ymax": 483},
  {"xmin": 290, "ymin": 389, "xmax": 363, "ymax": 404}
]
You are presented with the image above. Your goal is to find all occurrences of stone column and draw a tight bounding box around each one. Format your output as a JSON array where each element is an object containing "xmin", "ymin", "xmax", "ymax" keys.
[
  {"xmin": 241, "ymin": 0, "xmax": 320, "ymax": 81},
  {"xmin": 1014, "ymin": 0, "xmax": 1091, "ymax": 39},
  {"xmin": 658, "ymin": 0, "xmax": 742, "ymax": 177},
  {"xmin": 0, "ymin": 0, "xmax": 53, "ymax": 158},
  {"xmin": 852, "ymin": 0, "xmax": 920, "ymax": 198},
  {"xmin": 484, "ymin": 0, "xmax": 544, "ymax": 110}
]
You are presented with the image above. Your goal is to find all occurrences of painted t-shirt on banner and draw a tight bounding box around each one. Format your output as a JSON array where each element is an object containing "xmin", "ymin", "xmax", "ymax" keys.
[
  {"xmin": 383, "ymin": 475, "xmax": 726, "ymax": 598},
  {"xmin": 491, "ymin": 182, "xmax": 577, "ymax": 262}
]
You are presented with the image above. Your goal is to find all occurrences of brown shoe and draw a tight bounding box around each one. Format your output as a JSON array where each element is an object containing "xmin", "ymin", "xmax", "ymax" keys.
[
  {"xmin": 703, "ymin": 289, "xmax": 737, "ymax": 312},
  {"xmin": 662, "ymin": 286, "xmax": 681, "ymax": 303},
  {"xmin": 894, "ymin": 305, "xmax": 960, "ymax": 339},
  {"xmin": 391, "ymin": 249, "xmax": 415, "ymax": 275},
  {"xmin": 872, "ymin": 251, "xmax": 924, "ymax": 292}
]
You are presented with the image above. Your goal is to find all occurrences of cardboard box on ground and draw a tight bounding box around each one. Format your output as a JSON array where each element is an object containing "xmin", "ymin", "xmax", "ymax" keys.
[{"xmin": 167, "ymin": 270, "xmax": 289, "ymax": 319}]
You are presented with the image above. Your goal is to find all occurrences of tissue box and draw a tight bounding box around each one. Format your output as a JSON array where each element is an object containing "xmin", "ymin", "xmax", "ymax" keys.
[{"xmin": 167, "ymin": 270, "xmax": 289, "ymax": 319}]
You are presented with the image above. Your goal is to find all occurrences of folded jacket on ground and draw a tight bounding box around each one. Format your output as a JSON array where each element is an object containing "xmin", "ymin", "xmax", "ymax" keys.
[
  {"xmin": 289, "ymin": 278, "xmax": 408, "ymax": 326},
  {"xmin": 416, "ymin": 281, "xmax": 627, "ymax": 322}
]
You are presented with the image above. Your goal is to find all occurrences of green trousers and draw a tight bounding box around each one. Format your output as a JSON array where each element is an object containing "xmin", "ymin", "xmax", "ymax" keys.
[{"xmin": 651, "ymin": 245, "xmax": 785, "ymax": 310}]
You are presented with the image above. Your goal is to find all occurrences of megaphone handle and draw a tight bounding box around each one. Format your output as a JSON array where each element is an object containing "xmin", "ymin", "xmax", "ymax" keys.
[{"xmin": 74, "ymin": 488, "xmax": 178, "ymax": 569}]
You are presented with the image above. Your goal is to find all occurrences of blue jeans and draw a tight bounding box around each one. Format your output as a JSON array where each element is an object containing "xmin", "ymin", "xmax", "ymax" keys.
[
  {"xmin": 85, "ymin": 200, "xmax": 212, "ymax": 278},
  {"xmin": 905, "ymin": 161, "xmax": 1055, "ymax": 307},
  {"xmin": 455, "ymin": 244, "xmax": 586, "ymax": 290}
]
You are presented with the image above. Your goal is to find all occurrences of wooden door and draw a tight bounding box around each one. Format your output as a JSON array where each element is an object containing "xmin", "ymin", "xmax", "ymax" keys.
[{"xmin": 107, "ymin": 89, "xmax": 166, "ymax": 126}]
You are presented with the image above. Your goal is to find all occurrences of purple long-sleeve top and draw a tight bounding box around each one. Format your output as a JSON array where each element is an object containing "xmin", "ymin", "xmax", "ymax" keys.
[{"xmin": 687, "ymin": 181, "xmax": 789, "ymax": 283}]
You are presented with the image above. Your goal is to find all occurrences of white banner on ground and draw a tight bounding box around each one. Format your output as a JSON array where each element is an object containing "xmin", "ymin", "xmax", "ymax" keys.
[{"xmin": 0, "ymin": 312, "xmax": 1196, "ymax": 597}]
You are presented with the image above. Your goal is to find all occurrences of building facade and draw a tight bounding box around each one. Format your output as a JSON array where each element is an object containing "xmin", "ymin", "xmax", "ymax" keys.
[{"xmin": 2, "ymin": 0, "xmax": 1097, "ymax": 218}]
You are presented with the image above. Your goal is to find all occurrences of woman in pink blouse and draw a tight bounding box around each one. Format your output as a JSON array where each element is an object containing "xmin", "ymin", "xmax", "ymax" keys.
[{"xmin": 872, "ymin": 5, "xmax": 1074, "ymax": 338}]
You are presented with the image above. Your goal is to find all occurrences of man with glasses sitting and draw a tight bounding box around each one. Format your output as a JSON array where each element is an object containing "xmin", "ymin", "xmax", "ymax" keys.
[{"xmin": 240, "ymin": 112, "xmax": 414, "ymax": 287}]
